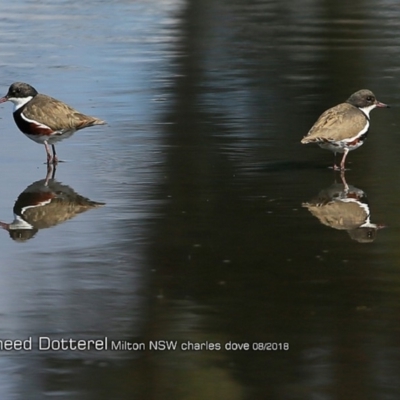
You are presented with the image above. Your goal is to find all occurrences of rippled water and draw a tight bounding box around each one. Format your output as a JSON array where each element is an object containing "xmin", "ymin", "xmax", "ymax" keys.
[{"xmin": 1, "ymin": 0, "xmax": 400, "ymax": 399}]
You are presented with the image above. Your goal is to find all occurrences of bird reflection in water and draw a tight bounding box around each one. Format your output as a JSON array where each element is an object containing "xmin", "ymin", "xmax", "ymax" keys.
[
  {"xmin": 0, "ymin": 165, "xmax": 104, "ymax": 241},
  {"xmin": 302, "ymin": 172, "xmax": 385, "ymax": 243}
]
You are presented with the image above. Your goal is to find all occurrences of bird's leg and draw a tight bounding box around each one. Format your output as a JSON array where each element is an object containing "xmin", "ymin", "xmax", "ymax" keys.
[
  {"xmin": 340, "ymin": 170, "xmax": 349, "ymax": 192},
  {"xmin": 51, "ymin": 144, "xmax": 58, "ymax": 164},
  {"xmin": 44, "ymin": 163, "xmax": 55, "ymax": 186},
  {"xmin": 44, "ymin": 142, "xmax": 53, "ymax": 164},
  {"xmin": 340, "ymin": 149, "xmax": 349, "ymax": 171}
]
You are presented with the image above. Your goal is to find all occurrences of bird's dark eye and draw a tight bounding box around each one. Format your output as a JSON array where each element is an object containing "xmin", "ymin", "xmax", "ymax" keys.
[{"xmin": 366, "ymin": 96, "xmax": 373, "ymax": 101}]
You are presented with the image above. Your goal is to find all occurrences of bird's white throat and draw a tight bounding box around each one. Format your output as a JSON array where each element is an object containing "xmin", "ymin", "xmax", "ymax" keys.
[
  {"xmin": 360, "ymin": 104, "xmax": 376, "ymax": 118},
  {"xmin": 9, "ymin": 96, "xmax": 33, "ymax": 111}
]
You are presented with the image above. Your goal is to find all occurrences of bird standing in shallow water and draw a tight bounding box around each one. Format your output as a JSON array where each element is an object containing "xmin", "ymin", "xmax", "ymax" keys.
[
  {"xmin": 301, "ymin": 89, "xmax": 389, "ymax": 170},
  {"xmin": 0, "ymin": 82, "xmax": 106, "ymax": 164}
]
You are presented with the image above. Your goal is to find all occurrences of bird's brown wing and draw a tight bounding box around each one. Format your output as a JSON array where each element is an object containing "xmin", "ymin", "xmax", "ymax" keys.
[
  {"xmin": 301, "ymin": 103, "xmax": 367, "ymax": 143},
  {"xmin": 302, "ymin": 201, "xmax": 368, "ymax": 230},
  {"xmin": 22, "ymin": 94, "xmax": 105, "ymax": 131}
]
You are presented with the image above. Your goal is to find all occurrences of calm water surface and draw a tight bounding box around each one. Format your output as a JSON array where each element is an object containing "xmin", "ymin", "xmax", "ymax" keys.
[{"xmin": 0, "ymin": 0, "xmax": 400, "ymax": 399}]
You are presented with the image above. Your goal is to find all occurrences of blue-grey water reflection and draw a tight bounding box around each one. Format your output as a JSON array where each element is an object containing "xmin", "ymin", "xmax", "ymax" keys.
[
  {"xmin": 0, "ymin": 0, "xmax": 400, "ymax": 399},
  {"xmin": 0, "ymin": 166, "xmax": 104, "ymax": 241}
]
